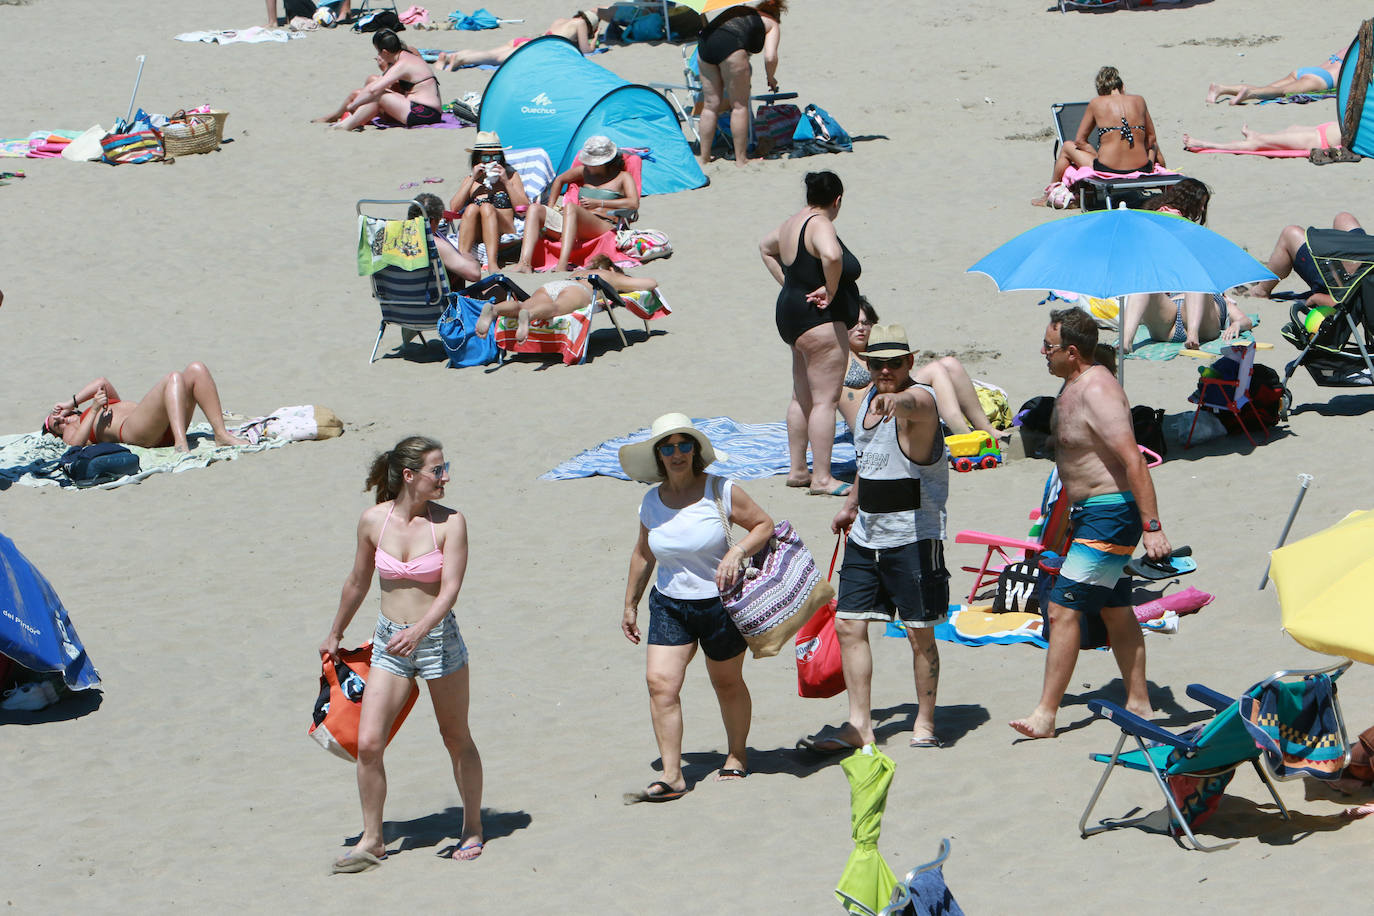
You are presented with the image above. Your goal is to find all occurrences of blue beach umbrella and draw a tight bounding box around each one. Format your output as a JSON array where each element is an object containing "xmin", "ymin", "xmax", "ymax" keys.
[
  {"xmin": 967, "ymin": 209, "xmax": 1277, "ymax": 383},
  {"xmin": 0, "ymin": 532, "xmax": 101, "ymax": 691}
]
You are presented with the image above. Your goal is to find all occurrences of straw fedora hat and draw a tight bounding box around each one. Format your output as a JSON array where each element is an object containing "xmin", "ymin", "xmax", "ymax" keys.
[
  {"xmin": 579, "ymin": 135, "xmax": 619, "ymax": 167},
  {"xmin": 467, "ymin": 130, "xmax": 510, "ymax": 152},
  {"xmin": 618, "ymin": 413, "xmax": 721, "ymax": 483},
  {"xmin": 860, "ymin": 324, "xmax": 916, "ymax": 358}
]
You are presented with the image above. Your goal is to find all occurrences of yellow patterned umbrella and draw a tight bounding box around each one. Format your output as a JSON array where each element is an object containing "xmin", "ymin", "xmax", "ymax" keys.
[{"xmin": 1271, "ymin": 509, "xmax": 1374, "ymax": 664}]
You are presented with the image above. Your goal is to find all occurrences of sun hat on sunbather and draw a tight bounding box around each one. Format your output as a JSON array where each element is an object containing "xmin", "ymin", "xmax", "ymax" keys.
[
  {"xmin": 618, "ymin": 412, "xmax": 722, "ymax": 483},
  {"xmin": 580, "ymin": 135, "xmax": 619, "ymax": 167},
  {"xmin": 860, "ymin": 324, "xmax": 916, "ymax": 358},
  {"xmin": 466, "ymin": 131, "xmax": 510, "ymax": 152}
]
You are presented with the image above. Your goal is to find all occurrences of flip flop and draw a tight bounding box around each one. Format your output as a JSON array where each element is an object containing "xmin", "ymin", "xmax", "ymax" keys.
[
  {"xmin": 452, "ymin": 839, "xmax": 484, "ymax": 861},
  {"xmin": 796, "ymin": 729, "xmax": 860, "ymax": 754},
  {"xmin": 716, "ymin": 768, "xmax": 748, "ymax": 780},
  {"xmin": 331, "ymin": 850, "xmax": 386, "ymax": 874},
  {"xmin": 807, "ymin": 482, "xmax": 852, "ymax": 497},
  {"xmin": 624, "ymin": 780, "xmax": 688, "ymax": 804},
  {"xmin": 1125, "ymin": 547, "xmax": 1196, "ymax": 580},
  {"xmin": 909, "ymin": 736, "xmax": 944, "ymax": 749}
]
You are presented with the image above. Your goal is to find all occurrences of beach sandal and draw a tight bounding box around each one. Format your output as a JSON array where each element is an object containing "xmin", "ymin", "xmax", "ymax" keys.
[
  {"xmin": 1124, "ymin": 546, "xmax": 1195, "ymax": 580},
  {"xmin": 624, "ymin": 780, "xmax": 688, "ymax": 804},
  {"xmin": 452, "ymin": 838, "xmax": 484, "ymax": 861},
  {"xmin": 331, "ymin": 850, "xmax": 386, "ymax": 874},
  {"xmin": 796, "ymin": 726, "xmax": 860, "ymax": 755},
  {"xmin": 716, "ymin": 768, "xmax": 749, "ymax": 780},
  {"xmin": 807, "ymin": 482, "xmax": 852, "ymax": 497},
  {"xmin": 909, "ymin": 735, "xmax": 944, "ymax": 749},
  {"xmin": 1310, "ymin": 146, "xmax": 1363, "ymax": 166}
]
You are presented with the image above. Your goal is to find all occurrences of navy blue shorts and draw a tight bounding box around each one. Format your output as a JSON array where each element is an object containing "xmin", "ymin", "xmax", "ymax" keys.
[
  {"xmin": 836, "ymin": 539, "xmax": 949, "ymax": 627},
  {"xmin": 647, "ymin": 588, "xmax": 746, "ymax": 661}
]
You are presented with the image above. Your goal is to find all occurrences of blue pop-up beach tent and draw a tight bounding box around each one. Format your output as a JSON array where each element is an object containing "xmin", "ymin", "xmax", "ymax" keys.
[
  {"xmin": 0, "ymin": 532, "xmax": 100, "ymax": 691},
  {"xmin": 478, "ymin": 35, "xmax": 706, "ymax": 196}
]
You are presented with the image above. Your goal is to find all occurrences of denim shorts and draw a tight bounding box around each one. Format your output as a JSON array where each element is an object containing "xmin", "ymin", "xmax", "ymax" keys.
[
  {"xmin": 370, "ymin": 611, "xmax": 468, "ymax": 680},
  {"xmin": 836, "ymin": 539, "xmax": 949, "ymax": 627},
  {"xmin": 647, "ymin": 588, "xmax": 746, "ymax": 661}
]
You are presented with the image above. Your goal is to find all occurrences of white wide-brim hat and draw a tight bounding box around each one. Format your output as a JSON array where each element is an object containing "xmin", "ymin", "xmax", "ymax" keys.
[
  {"xmin": 580, "ymin": 135, "xmax": 619, "ymax": 167},
  {"xmin": 618, "ymin": 412, "xmax": 720, "ymax": 483}
]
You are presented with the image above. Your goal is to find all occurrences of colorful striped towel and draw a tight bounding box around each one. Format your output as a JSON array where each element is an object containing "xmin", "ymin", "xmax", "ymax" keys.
[{"xmin": 1239, "ymin": 674, "xmax": 1347, "ymax": 780}]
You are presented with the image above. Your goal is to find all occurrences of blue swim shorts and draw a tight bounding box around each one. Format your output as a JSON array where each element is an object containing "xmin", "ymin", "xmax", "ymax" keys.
[{"xmin": 1047, "ymin": 492, "xmax": 1141, "ymax": 614}]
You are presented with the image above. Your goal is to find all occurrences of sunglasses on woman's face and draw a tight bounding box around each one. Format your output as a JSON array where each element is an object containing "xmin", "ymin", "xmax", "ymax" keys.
[
  {"xmin": 426, "ymin": 462, "xmax": 450, "ymax": 480},
  {"xmin": 478, "ymin": 153, "xmax": 503, "ymax": 163},
  {"xmin": 656, "ymin": 441, "xmax": 695, "ymax": 457}
]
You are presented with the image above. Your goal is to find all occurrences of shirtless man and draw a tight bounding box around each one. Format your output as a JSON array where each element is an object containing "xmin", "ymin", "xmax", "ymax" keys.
[{"xmin": 1010, "ymin": 308, "xmax": 1171, "ymax": 740}]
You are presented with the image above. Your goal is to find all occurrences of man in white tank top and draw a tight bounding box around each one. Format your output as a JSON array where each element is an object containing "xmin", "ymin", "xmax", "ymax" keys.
[{"xmin": 797, "ymin": 325, "xmax": 952, "ymax": 753}]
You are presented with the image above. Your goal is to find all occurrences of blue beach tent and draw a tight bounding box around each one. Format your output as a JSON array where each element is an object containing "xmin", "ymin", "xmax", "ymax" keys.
[
  {"xmin": 478, "ymin": 36, "xmax": 706, "ymax": 196},
  {"xmin": 0, "ymin": 532, "xmax": 100, "ymax": 691}
]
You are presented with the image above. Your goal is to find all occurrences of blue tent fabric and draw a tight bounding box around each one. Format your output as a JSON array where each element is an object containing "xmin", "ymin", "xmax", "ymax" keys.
[
  {"xmin": 540, "ymin": 417, "xmax": 857, "ymax": 481},
  {"xmin": 478, "ymin": 36, "xmax": 706, "ymax": 196},
  {"xmin": 0, "ymin": 532, "xmax": 100, "ymax": 690},
  {"xmin": 1338, "ymin": 31, "xmax": 1374, "ymax": 157}
]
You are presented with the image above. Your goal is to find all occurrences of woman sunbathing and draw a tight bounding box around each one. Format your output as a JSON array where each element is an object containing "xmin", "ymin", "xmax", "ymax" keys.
[
  {"xmin": 1039, "ymin": 65, "xmax": 1164, "ymax": 204},
  {"xmin": 1206, "ymin": 53, "xmax": 1344, "ymax": 105},
  {"xmin": 1183, "ymin": 122, "xmax": 1338, "ymax": 154},
  {"xmin": 473, "ymin": 256, "xmax": 656, "ymax": 343},
  {"xmin": 446, "ymin": 132, "xmax": 531, "ymax": 273},
  {"xmin": 43, "ymin": 363, "xmax": 248, "ymax": 451},
  {"xmin": 514, "ymin": 136, "xmax": 639, "ymax": 273},
  {"xmin": 314, "ymin": 29, "xmax": 442, "ymax": 131},
  {"xmin": 436, "ymin": 9, "xmax": 601, "ymax": 69},
  {"xmin": 840, "ymin": 298, "xmax": 1004, "ymax": 441}
]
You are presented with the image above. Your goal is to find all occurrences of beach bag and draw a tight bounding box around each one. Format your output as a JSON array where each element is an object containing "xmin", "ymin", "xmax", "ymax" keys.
[
  {"xmin": 992, "ymin": 559, "xmax": 1040, "ymax": 613},
  {"xmin": 624, "ymin": 11, "xmax": 665, "ymax": 41},
  {"xmin": 57, "ymin": 443, "xmax": 140, "ymax": 485},
  {"xmin": 1016, "ymin": 395, "xmax": 1055, "ymax": 434},
  {"xmin": 308, "ymin": 644, "xmax": 419, "ymax": 762},
  {"xmin": 712, "ymin": 479, "xmax": 834, "ymax": 659},
  {"xmin": 796, "ymin": 534, "xmax": 845, "ymax": 698},
  {"xmin": 616, "ymin": 228, "xmax": 672, "ymax": 261},
  {"xmin": 792, "ymin": 104, "xmax": 852, "ymax": 152},
  {"xmin": 1131, "ymin": 405, "xmax": 1167, "ymax": 458},
  {"xmin": 755, "ymin": 102, "xmax": 802, "ymax": 149},
  {"xmin": 354, "ymin": 9, "xmax": 403, "ymax": 31},
  {"xmin": 100, "ymin": 128, "xmax": 163, "ymax": 165},
  {"xmin": 438, "ymin": 293, "xmax": 499, "ymax": 368}
]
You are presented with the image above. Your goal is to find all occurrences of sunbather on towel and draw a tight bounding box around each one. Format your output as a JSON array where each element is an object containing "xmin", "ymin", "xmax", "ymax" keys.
[
  {"xmin": 408, "ymin": 192, "xmax": 481, "ymax": 286},
  {"xmin": 514, "ymin": 136, "xmax": 639, "ymax": 274},
  {"xmin": 447, "ymin": 132, "xmax": 531, "ymax": 274},
  {"xmin": 1182, "ymin": 121, "xmax": 1337, "ymax": 154},
  {"xmin": 841, "ymin": 297, "xmax": 1004, "ymax": 440},
  {"xmin": 436, "ymin": 8, "xmax": 603, "ymax": 69},
  {"xmin": 314, "ymin": 30, "xmax": 442, "ymax": 131},
  {"xmin": 1039, "ymin": 66, "xmax": 1164, "ymax": 205},
  {"xmin": 42, "ymin": 363, "xmax": 248, "ymax": 452},
  {"xmin": 1241, "ymin": 212, "xmax": 1366, "ymax": 309},
  {"xmin": 474, "ymin": 256, "xmax": 657, "ymax": 343},
  {"xmin": 1206, "ymin": 52, "xmax": 1344, "ymax": 105}
]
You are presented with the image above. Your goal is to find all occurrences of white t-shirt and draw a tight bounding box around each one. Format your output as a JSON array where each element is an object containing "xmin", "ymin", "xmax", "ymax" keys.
[{"xmin": 639, "ymin": 475, "xmax": 733, "ymax": 600}]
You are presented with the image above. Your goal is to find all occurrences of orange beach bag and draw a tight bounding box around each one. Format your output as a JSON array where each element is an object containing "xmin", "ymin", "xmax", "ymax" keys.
[{"xmin": 308, "ymin": 643, "xmax": 419, "ymax": 762}]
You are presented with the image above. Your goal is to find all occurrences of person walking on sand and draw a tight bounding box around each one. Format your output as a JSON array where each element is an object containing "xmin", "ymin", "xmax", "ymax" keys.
[
  {"xmin": 798, "ymin": 325, "xmax": 951, "ymax": 753},
  {"xmin": 1010, "ymin": 309, "xmax": 1171, "ymax": 740},
  {"xmin": 322, "ymin": 436, "xmax": 484, "ymax": 872}
]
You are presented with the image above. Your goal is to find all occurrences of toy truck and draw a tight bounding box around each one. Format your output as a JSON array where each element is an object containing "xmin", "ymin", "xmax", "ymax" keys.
[{"xmin": 945, "ymin": 431, "xmax": 1002, "ymax": 472}]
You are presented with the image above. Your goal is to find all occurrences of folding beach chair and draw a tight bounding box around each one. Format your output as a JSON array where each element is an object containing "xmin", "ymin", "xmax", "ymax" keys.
[
  {"xmin": 1079, "ymin": 660, "xmax": 1352, "ymax": 852},
  {"xmin": 460, "ymin": 146, "xmax": 556, "ymax": 271},
  {"xmin": 1186, "ymin": 342, "xmax": 1266, "ymax": 447},
  {"xmin": 487, "ymin": 273, "xmax": 671, "ymax": 364},
  {"xmin": 358, "ymin": 198, "xmax": 449, "ymax": 363},
  {"xmin": 1051, "ymin": 102, "xmax": 1185, "ymax": 210}
]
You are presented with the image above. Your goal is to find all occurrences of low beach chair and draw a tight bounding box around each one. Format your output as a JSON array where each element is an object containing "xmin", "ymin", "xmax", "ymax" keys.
[
  {"xmin": 358, "ymin": 198, "xmax": 449, "ymax": 363},
  {"xmin": 1051, "ymin": 102, "xmax": 1185, "ymax": 210},
  {"xmin": 1186, "ymin": 342, "xmax": 1265, "ymax": 447},
  {"xmin": 1079, "ymin": 660, "xmax": 1352, "ymax": 852},
  {"xmin": 953, "ymin": 475, "xmax": 1070, "ymax": 604},
  {"xmin": 487, "ymin": 273, "xmax": 671, "ymax": 365},
  {"xmin": 462, "ymin": 146, "xmax": 556, "ymax": 270}
]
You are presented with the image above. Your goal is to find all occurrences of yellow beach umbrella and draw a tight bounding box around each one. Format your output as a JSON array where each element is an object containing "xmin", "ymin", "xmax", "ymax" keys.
[{"xmin": 1271, "ymin": 509, "xmax": 1374, "ymax": 664}]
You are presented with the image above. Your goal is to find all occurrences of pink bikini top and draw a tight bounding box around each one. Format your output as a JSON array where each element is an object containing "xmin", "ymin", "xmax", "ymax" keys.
[{"xmin": 374, "ymin": 504, "xmax": 443, "ymax": 583}]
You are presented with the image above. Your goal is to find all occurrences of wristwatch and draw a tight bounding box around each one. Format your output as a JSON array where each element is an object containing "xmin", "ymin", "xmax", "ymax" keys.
[{"xmin": 1144, "ymin": 519, "xmax": 1162, "ymax": 533}]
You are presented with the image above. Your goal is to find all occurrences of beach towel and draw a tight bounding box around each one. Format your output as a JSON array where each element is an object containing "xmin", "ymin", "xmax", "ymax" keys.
[
  {"xmin": 1239, "ymin": 675, "xmax": 1347, "ymax": 780},
  {"xmin": 0, "ymin": 426, "xmax": 288, "ymax": 490},
  {"xmin": 541, "ymin": 417, "xmax": 858, "ymax": 482},
  {"xmin": 526, "ymin": 228, "xmax": 640, "ymax": 272},
  {"xmin": 894, "ymin": 602, "xmax": 1194, "ymax": 648},
  {"xmin": 1185, "ymin": 147, "xmax": 1309, "ymax": 158},
  {"xmin": 357, "ymin": 215, "xmax": 429, "ymax": 275},
  {"xmin": 493, "ymin": 304, "xmax": 596, "ymax": 365},
  {"xmin": 1121, "ymin": 313, "xmax": 1261, "ymax": 361},
  {"xmin": 1062, "ymin": 162, "xmax": 1181, "ymax": 187},
  {"xmin": 175, "ymin": 27, "xmax": 302, "ymax": 43},
  {"xmin": 1261, "ymin": 90, "xmax": 1337, "ymax": 105},
  {"xmin": 370, "ymin": 112, "xmax": 470, "ymax": 130},
  {"xmin": 1165, "ymin": 766, "xmax": 1234, "ymax": 836}
]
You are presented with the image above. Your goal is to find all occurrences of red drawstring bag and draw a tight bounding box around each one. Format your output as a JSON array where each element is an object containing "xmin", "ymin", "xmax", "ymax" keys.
[
  {"xmin": 796, "ymin": 533, "xmax": 845, "ymax": 698},
  {"xmin": 308, "ymin": 643, "xmax": 419, "ymax": 762}
]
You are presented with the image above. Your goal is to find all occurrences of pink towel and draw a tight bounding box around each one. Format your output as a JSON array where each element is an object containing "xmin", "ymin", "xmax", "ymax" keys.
[
  {"xmin": 1063, "ymin": 163, "xmax": 1182, "ymax": 185},
  {"xmin": 1184, "ymin": 147, "xmax": 1308, "ymax": 158},
  {"xmin": 1134, "ymin": 586, "xmax": 1214, "ymax": 623}
]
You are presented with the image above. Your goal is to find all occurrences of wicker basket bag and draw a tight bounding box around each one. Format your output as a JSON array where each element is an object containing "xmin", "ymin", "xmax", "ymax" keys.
[{"xmin": 162, "ymin": 112, "xmax": 219, "ymax": 157}]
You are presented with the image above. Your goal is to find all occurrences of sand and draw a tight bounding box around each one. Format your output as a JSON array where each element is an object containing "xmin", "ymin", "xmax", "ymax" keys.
[{"xmin": 3, "ymin": 0, "xmax": 1374, "ymax": 910}]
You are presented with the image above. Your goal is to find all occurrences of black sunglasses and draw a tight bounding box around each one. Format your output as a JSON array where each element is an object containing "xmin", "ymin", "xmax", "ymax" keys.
[{"xmin": 868, "ymin": 356, "xmax": 907, "ymax": 370}]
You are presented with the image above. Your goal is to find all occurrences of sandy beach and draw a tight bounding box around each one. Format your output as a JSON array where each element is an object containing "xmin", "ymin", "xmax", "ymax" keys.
[{"xmin": 4, "ymin": 0, "xmax": 1374, "ymax": 910}]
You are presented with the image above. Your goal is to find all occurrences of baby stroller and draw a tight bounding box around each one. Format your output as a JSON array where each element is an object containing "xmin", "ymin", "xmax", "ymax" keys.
[{"xmin": 1279, "ymin": 228, "xmax": 1374, "ymax": 409}]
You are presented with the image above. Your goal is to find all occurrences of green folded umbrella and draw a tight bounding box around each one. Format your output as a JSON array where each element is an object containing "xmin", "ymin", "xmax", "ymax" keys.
[{"xmin": 835, "ymin": 745, "xmax": 898, "ymax": 915}]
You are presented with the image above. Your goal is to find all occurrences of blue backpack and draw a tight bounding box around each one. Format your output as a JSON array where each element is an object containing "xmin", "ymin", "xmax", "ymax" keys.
[
  {"xmin": 438, "ymin": 294, "xmax": 499, "ymax": 368},
  {"xmin": 792, "ymin": 104, "xmax": 852, "ymax": 152},
  {"xmin": 58, "ymin": 443, "xmax": 140, "ymax": 485}
]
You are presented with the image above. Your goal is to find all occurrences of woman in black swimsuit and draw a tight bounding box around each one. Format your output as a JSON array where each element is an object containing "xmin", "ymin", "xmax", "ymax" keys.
[
  {"xmin": 1039, "ymin": 66, "xmax": 1163, "ymax": 204},
  {"xmin": 447, "ymin": 132, "xmax": 531, "ymax": 273},
  {"xmin": 316, "ymin": 30, "xmax": 443, "ymax": 131},
  {"xmin": 696, "ymin": 0, "xmax": 785, "ymax": 167},
  {"xmin": 759, "ymin": 170, "xmax": 861, "ymax": 497}
]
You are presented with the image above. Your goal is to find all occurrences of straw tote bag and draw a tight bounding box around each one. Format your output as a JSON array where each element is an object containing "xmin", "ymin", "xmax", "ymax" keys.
[{"xmin": 712, "ymin": 478, "xmax": 833, "ymax": 659}]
